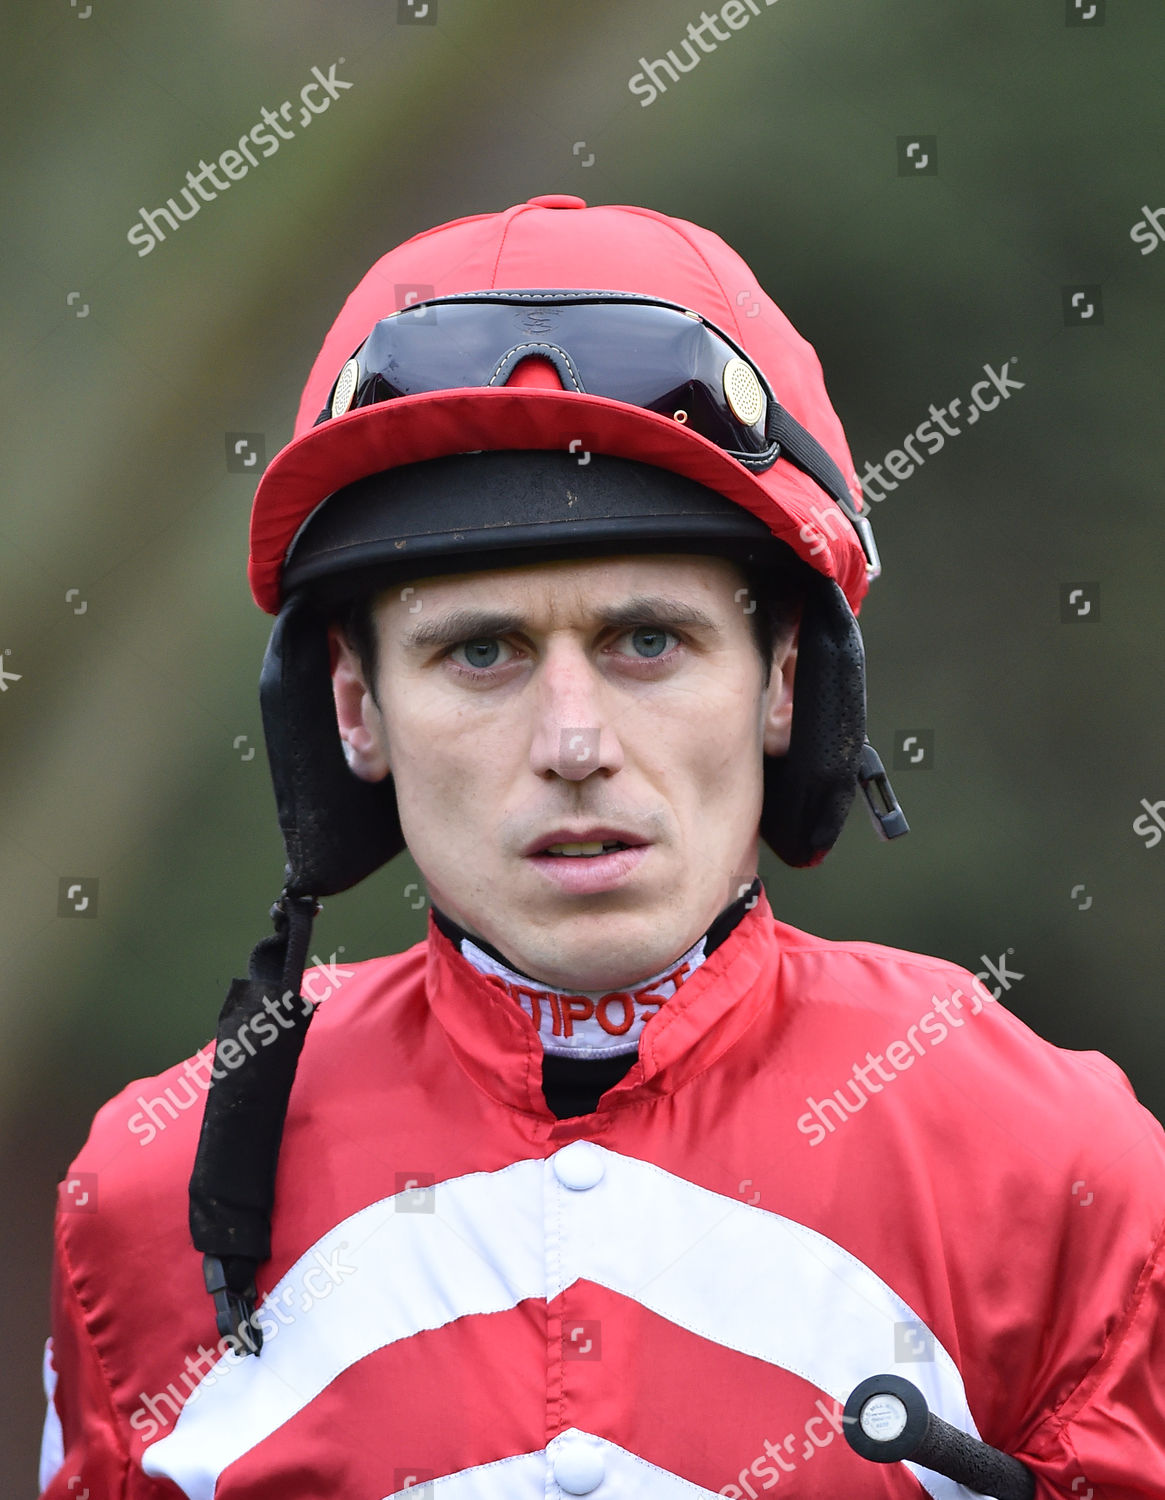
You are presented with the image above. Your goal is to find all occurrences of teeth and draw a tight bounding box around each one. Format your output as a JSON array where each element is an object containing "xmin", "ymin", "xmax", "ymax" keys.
[{"xmin": 544, "ymin": 841, "xmax": 622, "ymax": 857}]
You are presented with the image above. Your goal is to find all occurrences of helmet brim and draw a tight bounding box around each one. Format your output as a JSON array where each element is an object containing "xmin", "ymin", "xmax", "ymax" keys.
[{"xmin": 249, "ymin": 387, "xmax": 869, "ymax": 616}]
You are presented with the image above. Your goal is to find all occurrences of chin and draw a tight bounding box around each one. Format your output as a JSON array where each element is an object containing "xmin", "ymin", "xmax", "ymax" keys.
[{"xmin": 523, "ymin": 913, "xmax": 688, "ymax": 993}]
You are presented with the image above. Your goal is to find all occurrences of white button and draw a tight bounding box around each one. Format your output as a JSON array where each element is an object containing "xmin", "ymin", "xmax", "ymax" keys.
[
  {"xmin": 553, "ymin": 1141, "xmax": 605, "ymax": 1191},
  {"xmin": 553, "ymin": 1438, "xmax": 605, "ymax": 1494}
]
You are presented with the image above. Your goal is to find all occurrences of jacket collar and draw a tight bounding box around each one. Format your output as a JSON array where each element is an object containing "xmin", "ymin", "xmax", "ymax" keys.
[
  {"xmin": 423, "ymin": 885, "xmax": 781, "ymax": 1120},
  {"xmin": 431, "ymin": 879, "xmax": 761, "ymax": 1062}
]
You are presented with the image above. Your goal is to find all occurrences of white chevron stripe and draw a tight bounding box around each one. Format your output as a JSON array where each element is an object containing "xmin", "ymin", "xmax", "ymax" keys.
[
  {"xmin": 144, "ymin": 1149, "xmax": 983, "ymax": 1500},
  {"xmin": 378, "ymin": 1430, "xmax": 727, "ymax": 1499},
  {"xmin": 143, "ymin": 1160, "xmax": 549, "ymax": 1500},
  {"xmin": 39, "ymin": 1338, "xmax": 64, "ymax": 1492},
  {"xmin": 552, "ymin": 1153, "xmax": 980, "ymax": 1499}
]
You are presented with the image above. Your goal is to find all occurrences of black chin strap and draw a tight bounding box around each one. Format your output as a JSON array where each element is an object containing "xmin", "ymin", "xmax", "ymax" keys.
[{"xmin": 188, "ymin": 890, "xmax": 320, "ymax": 1355}]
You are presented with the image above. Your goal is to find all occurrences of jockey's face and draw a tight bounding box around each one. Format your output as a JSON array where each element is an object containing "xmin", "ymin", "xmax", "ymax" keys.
[{"xmin": 329, "ymin": 553, "xmax": 797, "ymax": 991}]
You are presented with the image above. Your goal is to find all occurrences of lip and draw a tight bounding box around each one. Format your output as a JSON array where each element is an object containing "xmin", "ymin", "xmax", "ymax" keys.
[
  {"xmin": 525, "ymin": 842, "xmax": 649, "ymax": 896},
  {"xmin": 521, "ymin": 826, "xmax": 648, "ymax": 858}
]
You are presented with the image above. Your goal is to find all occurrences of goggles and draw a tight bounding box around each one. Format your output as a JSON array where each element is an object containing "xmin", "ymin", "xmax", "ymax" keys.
[{"xmin": 317, "ymin": 290, "xmax": 880, "ymax": 579}]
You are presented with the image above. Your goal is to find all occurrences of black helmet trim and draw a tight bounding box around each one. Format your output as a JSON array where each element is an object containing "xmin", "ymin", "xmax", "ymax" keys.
[{"xmin": 281, "ymin": 450, "xmax": 779, "ymax": 605}]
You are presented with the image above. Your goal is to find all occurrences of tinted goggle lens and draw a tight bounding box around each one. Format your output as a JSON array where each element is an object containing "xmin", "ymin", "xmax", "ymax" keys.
[{"xmin": 318, "ymin": 292, "xmax": 777, "ymax": 465}]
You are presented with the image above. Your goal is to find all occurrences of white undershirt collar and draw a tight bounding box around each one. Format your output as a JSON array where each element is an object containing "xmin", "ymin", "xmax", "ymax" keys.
[{"xmin": 459, "ymin": 935, "xmax": 710, "ymax": 1058}]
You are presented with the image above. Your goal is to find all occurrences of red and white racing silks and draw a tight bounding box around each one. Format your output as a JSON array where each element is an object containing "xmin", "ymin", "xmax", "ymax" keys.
[{"xmin": 40, "ymin": 890, "xmax": 1165, "ymax": 1498}]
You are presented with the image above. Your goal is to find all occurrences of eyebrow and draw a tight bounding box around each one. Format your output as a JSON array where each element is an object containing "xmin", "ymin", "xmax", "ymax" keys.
[{"xmin": 400, "ymin": 594, "xmax": 721, "ymax": 652}]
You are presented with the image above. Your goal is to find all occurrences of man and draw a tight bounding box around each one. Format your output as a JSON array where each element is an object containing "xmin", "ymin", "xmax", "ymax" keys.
[{"xmin": 40, "ymin": 196, "xmax": 1165, "ymax": 1498}]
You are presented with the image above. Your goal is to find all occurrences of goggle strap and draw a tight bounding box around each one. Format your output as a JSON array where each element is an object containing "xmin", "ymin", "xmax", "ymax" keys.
[
  {"xmin": 766, "ymin": 404, "xmax": 881, "ymax": 579},
  {"xmin": 766, "ymin": 403, "xmax": 854, "ymax": 514}
]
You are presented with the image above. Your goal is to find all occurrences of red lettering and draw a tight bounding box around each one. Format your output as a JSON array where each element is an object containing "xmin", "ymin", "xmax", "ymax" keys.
[
  {"xmin": 633, "ymin": 959, "xmax": 691, "ymax": 1012},
  {"xmin": 561, "ymin": 997, "xmax": 593, "ymax": 1036},
  {"xmin": 596, "ymin": 995, "xmax": 635, "ymax": 1035},
  {"xmin": 487, "ymin": 958, "xmax": 698, "ymax": 1041},
  {"xmin": 505, "ymin": 984, "xmax": 545, "ymax": 1031}
]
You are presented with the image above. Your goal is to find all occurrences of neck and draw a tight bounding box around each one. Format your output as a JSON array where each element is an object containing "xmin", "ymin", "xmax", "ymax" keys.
[
  {"xmin": 431, "ymin": 878, "xmax": 763, "ymax": 1059},
  {"xmin": 430, "ymin": 877, "xmax": 761, "ymax": 987}
]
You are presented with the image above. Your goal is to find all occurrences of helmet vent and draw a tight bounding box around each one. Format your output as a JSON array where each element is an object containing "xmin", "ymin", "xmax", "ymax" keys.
[{"xmin": 723, "ymin": 356, "xmax": 766, "ymax": 428}]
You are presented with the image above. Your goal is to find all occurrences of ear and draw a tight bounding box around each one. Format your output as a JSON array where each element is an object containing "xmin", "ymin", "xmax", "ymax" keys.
[
  {"xmin": 327, "ymin": 622, "xmax": 392, "ymax": 782},
  {"xmin": 762, "ymin": 622, "xmax": 799, "ymax": 758}
]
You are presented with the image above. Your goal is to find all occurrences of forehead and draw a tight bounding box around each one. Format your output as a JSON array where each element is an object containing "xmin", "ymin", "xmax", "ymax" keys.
[{"xmin": 377, "ymin": 552, "xmax": 746, "ymax": 618}]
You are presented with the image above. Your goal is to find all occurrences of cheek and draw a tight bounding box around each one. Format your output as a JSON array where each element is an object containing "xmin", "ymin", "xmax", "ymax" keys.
[
  {"xmin": 630, "ymin": 674, "xmax": 765, "ymax": 804},
  {"xmin": 380, "ymin": 694, "xmax": 507, "ymax": 847}
]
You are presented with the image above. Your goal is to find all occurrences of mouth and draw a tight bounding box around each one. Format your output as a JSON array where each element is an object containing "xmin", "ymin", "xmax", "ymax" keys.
[
  {"xmin": 523, "ymin": 829, "xmax": 651, "ymax": 894},
  {"xmin": 542, "ymin": 839, "xmax": 630, "ymax": 858},
  {"xmin": 523, "ymin": 828, "xmax": 647, "ymax": 858}
]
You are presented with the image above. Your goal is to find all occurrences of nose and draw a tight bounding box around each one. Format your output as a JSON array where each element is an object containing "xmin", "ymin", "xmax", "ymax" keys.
[{"xmin": 528, "ymin": 639, "xmax": 624, "ymax": 783}]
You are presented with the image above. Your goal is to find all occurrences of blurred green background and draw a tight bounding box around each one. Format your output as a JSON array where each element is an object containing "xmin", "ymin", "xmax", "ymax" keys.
[{"xmin": 2, "ymin": 0, "xmax": 1162, "ymax": 1484}]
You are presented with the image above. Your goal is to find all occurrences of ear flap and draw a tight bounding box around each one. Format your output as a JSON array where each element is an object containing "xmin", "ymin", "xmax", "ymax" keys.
[
  {"xmin": 259, "ymin": 594, "xmax": 406, "ymax": 898},
  {"xmin": 760, "ymin": 575, "xmax": 867, "ymax": 867}
]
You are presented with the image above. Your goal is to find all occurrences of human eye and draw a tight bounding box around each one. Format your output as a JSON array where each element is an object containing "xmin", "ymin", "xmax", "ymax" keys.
[
  {"xmin": 610, "ymin": 624, "xmax": 682, "ymax": 664},
  {"xmin": 445, "ymin": 637, "xmax": 519, "ymax": 680}
]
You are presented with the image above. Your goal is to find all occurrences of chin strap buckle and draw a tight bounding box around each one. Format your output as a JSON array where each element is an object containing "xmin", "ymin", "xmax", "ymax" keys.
[
  {"xmin": 203, "ymin": 1254, "xmax": 263, "ymax": 1356},
  {"xmin": 858, "ymin": 741, "xmax": 910, "ymax": 841}
]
